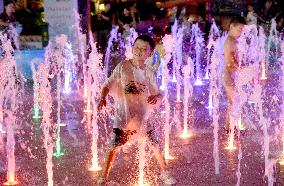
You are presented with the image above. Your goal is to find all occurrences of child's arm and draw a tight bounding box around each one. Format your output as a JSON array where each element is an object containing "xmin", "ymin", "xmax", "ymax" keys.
[
  {"xmin": 147, "ymin": 93, "xmax": 163, "ymax": 105},
  {"xmin": 97, "ymin": 86, "xmax": 109, "ymax": 111}
]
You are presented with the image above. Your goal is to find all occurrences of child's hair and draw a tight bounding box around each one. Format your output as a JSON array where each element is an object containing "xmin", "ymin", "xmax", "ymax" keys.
[
  {"xmin": 248, "ymin": 4, "xmax": 254, "ymax": 9},
  {"xmin": 229, "ymin": 15, "xmax": 246, "ymax": 26},
  {"xmin": 4, "ymin": 0, "xmax": 15, "ymax": 6},
  {"xmin": 134, "ymin": 34, "xmax": 156, "ymax": 50}
]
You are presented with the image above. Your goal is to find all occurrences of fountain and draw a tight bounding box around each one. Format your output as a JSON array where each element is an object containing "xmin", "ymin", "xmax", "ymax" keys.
[
  {"xmin": 210, "ymin": 38, "xmax": 223, "ymax": 174},
  {"xmin": 104, "ymin": 26, "xmax": 119, "ymax": 76},
  {"xmin": 72, "ymin": 11, "xmax": 87, "ymax": 97},
  {"xmin": 180, "ymin": 57, "xmax": 194, "ymax": 138},
  {"xmin": 62, "ymin": 41, "xmax": 76, "ymax": 94},
  {"xmin": 262, "ymin": 19, "xmax": 277, "ymax": 80},
  {"xmin": 171, "ymin": 19, "xmax": 178, "ymax": 83},
  {"xmin": 162, "ymin": 34, "xmax": 175, "ymax": 160},
  {"xmin": 52, "ymin": 35, "xmax": 71, "ymax": 157},
  {"xmin": 204, "ymin": 19, "xmax": 219, "ymax": 80},
  {"xmin": 175, "ymin": 26, "xmax": 185, "ymax": 102},
  {"xmin": 0, "ymin": 34, "xmax": 20, "ymax": 186},
  {"xmin": 0, "ymin": 11, "xmax": 282, "ymax": 185},
  {"xmin": 87, "ymin": 33, "xmax": 104, "ymax": 171},
  {"xmin": 38, "ymin": 63, "xmax": 55, "ymax": 186},
  {"xmin": 30, "ymin": 61, "xmax": 41, "ymax": 120},
  {"xmin": 279, "ymin": 42, "xmax": 284, "ymax": 161},
  {"xmin": 191, "ymin": 23, "xmax": 205, "ymax": 86}
]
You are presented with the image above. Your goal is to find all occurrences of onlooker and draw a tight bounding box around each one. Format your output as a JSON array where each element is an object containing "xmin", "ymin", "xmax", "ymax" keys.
[
  {"xmin": 130, "ymin": 2, "xmax": 139, "ymax": 23},
  {"xmin": 0, "ymin": 0, "xmax": 18, "ymax": 50},
  {"xmin": 276, "ymin": 14, "xmax": 284, "ymax": 37},
  {"xmin": 118, "ymin": 7, "xmax": 135, "ymax": 38},
  {"xmin": 259, "ymin": 0, "xmax": 276, "ymax": 32},
  {"xmin": 168, "ymin": 6, "xmax": 178, "ymax": 26},
  {"xmin": 96, "ymin": 2, "xmax": 113, "ymax": 53},
  {"xmin": 178, "ymin": 6, "xmax": 188, "ymax": 26},
  {"xmin": 246, "ymin": 4, "xmax": 258, "ymax": 25},
  {"xmin": 0, "ymin": 1, "xmax": 16, "ymax": 31}
]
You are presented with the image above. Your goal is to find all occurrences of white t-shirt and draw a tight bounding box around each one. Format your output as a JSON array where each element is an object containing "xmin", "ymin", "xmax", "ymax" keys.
[
  {"xmin": 247, "ymin": 12, "xmax": 257, "ymax": 25},
  {"xmin": 104, "ymin": 60, "xmax": 160, "ymax": 131}
]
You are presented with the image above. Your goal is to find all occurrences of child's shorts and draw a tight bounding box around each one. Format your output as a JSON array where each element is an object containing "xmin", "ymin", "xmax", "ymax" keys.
[{"xmin": 112, "ymin": 128, "xmax": 159, "ymax": 147}]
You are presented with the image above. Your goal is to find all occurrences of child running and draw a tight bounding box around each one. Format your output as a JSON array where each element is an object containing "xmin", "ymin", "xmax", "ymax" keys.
[{"xmin": 97, "ymin": 34, "xmax": 176, "ymax": 185}]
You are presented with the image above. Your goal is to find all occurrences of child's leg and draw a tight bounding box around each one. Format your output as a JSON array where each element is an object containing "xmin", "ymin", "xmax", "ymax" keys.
[
  {"xmin": 100, "ymin": 128, "xmax": 134, "ymax": 181},
  {"xmin": 148, "ymin": 142, "xmax": 166, "ymax": 171},
  {"xmin": 224, "ymin": 85, "xmax": 234, "ymax": 130},
  {"xmin": 146, "ymin": 130, "xmax": 166, "ymax": 171},
  {"xmin": 147, "ymin": 137, "xmax": 177, "ymax": 184},
  {"xmin": 102, "ymin": 145, "xmax": 121, "ymax": 180}
]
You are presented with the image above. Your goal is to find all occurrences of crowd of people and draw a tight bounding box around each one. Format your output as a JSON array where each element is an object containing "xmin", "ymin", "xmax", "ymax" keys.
[
  {"xmin": 246, "ymin": 0, "xmax": 283, "ymax": 33},
  {"xmin": 91, "ymin": 0, "xmax": 284, "ymax": 53},
  {"xmin": 0, "ymin": 0, "xmax": 283, "ymax": 53}
]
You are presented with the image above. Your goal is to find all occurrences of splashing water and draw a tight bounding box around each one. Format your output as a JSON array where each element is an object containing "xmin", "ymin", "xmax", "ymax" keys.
[
  {"xmin": 204, "ymin": 19, "xmax": 219, "ymax": 80},
  {"xmin": 38, "ymin": 63, "xmax": 55, "ymax": 186},
  {"xmin": 159, "ymin": 58, "xmax": 167, "ymax": 91},
  {"xmin": 30, "ymin": 60, "xmax": 41, "ymax": 120},
  {"xmin": 258, "ymin": 27, "xmax": 267, "ymax": 80},
  {"xmin": 180, "ymin": 57, "xmax": 194, "ymax": 138},
  {"xmin": 235, "ymin": 128, "xmax": 242, "ymax": 186},
  {"xmin": 250, "ymin": 81, "xmax": 274, "ymax": 184},
  {"xmin": 206, "ymin": 39, "xmax": 218, "ymax": 109},
  {"xmin": 62, "ymin": 41, "xmax": 76, "ymax": 94},
  {"xmin": 210, "ymin": 38, "xmax": 223, "ymax": 174},
  {"xmin": 71, "ymin": 11, "xmax": 86, "ymax": 97},
  {"xmin": 174, "ymin": 26, "xmax": 184, "ymax": 102},
  {"xmin": 0, "ymin": 34, "xmax": 19, "ymax": 186},
  {"xmin": 53, "ymin": 35, "xmax": 69, "ymax": 157},
  {"xmin": 105, "ymin": 27, "xmax": 119, "ymax": 76},
  {"xmin": 87, "ymin": 33, "xmax": 104, "ymax": 171},
  {"xmin": 171, "ymin": 19, "xmax": 178, "ymax": 83},
  {"xmin": 191, "ymin": 23, "xmax": 205, "ymax": 86},
  {"xmin": 162, "ymin": 34, "xmax": 174, "ymax": 159},
  {"xmin": 279, "ymin": 41, "xmax": 284, "ymax": 158},
  {"xmin": 262, "ymin": 19, "xmax": 278, "ymax": 80}
]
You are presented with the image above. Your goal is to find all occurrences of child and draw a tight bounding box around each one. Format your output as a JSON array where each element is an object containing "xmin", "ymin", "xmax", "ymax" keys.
[
  {"xmin": 97, "ymin": 34, "xmax": 176, "ymax": 185},
  {"xmin": 246, "ymin": 4, "xmax": 258, "ymax": 25},
  {"xmin": 222, "ymin": 16, "xmax": 245, "ymax": 132}
]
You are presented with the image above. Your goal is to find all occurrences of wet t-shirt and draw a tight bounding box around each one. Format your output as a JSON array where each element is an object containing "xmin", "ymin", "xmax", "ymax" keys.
[{"xmin": 104, "ymin": 60, "xmax": 160, "ymax": 131}]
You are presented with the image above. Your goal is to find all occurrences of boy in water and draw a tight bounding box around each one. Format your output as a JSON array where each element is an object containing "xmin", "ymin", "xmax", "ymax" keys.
[
  {"xmin": 97, "ymin": 34, "xmax": 176, "ymax": 185},
  {"xmin": 222, "ymin": 16, "xmax": 245, "ymax": 132}
]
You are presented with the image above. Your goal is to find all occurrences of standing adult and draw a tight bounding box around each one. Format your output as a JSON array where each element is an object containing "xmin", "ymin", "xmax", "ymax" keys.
[
  {"xmin": 259, "ymin": 0, "xmax": 276, "ymax": 33},
  {"xmin": 0, "ymin": 1, "xmax": 16, "ymax": 32},
  {"xmin": 118, "ymin": 7, "xmax": 135, "ymax": 38},
  {"xmin": 0, "ymin": 0, "xmax": 17, "ymax": 51},
  {"xmin": 96, "ymin": 2, "xmax": 113, "ymax": 53}
]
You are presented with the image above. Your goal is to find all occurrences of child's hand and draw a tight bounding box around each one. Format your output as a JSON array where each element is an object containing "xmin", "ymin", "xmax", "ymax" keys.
[
  {"xmin": 97, "ymin": 98, "xmax": 107, "ymax": 111},
  {"xmin": 147, "ymin": 94, "xmax": 161, "ymax": 105}
]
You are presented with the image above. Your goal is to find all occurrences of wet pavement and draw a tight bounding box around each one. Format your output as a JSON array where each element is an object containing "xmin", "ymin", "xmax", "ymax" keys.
[{"xmin": 0, "ymin": 64, "xmax": 283, "ymax": 186}]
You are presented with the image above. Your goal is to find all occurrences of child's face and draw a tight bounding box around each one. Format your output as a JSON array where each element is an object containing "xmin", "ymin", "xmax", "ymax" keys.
[
  {"xmin": 248, "ymin": 5, "xmax": 254, "ymax": 12},
  {"xmin": 123, "ymin": 8, "xmax": 130, "ymax": 16},
  {"xmin": 265, "ymin": 1, "xmax": 272, "ymax": 9},
  {"xmin": 230, "ymin": 23, "xmax": 244, "ymax": 39},
  {"xmin": 132, "ymin": 40, "xmax": 152, "ymax": 62},
  {"xmin": 5, "ymin": 3, "xmax": 15, "ymax": 15}
]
